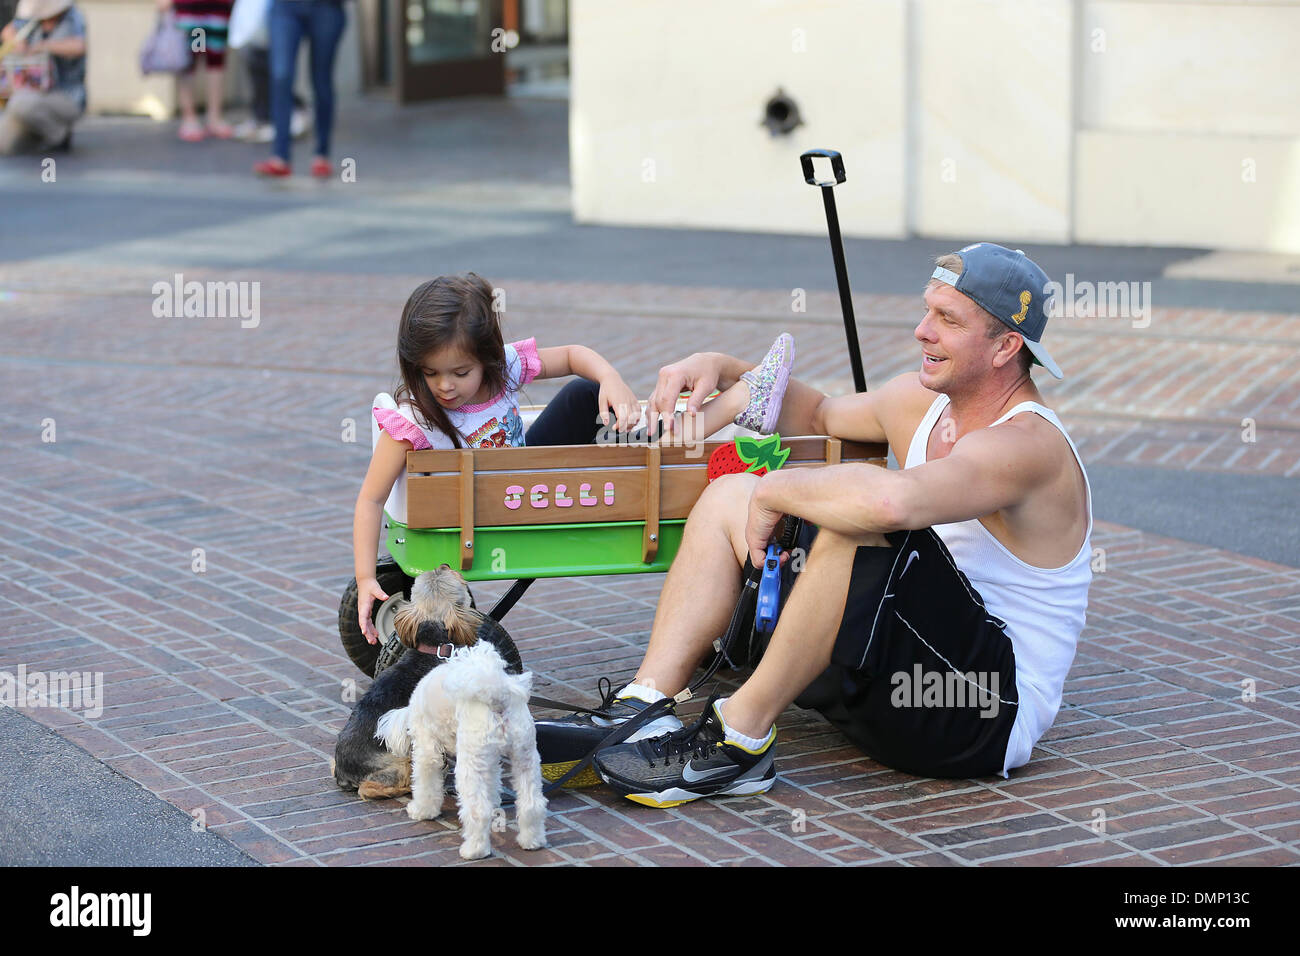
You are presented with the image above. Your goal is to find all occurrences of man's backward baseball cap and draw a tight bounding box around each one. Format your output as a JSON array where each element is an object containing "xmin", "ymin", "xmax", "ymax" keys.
[{"xmin": 930, "ymin": 242, "xmax": 1063, "ymax": 379}]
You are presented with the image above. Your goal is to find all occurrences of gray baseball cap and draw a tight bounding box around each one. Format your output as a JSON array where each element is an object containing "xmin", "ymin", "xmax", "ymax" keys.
[{"xmin": 930, "ymin": 242, "xmax": 1063, "ymax": 379}]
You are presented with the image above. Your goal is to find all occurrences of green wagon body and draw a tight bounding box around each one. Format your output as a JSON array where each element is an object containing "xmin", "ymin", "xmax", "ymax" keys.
[{"xmin": 385, "ymin": 516, "xmax": 687, "ymax": 581}]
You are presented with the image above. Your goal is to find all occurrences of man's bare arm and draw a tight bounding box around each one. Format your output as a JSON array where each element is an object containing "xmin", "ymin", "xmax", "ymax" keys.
[
  {"xmin": 750, "ymin": 420, "xmax": 1054, "ymax": 541},
  {"xmin": 776, "ymin": 371, "xmax": 930, "ymax": 445}
]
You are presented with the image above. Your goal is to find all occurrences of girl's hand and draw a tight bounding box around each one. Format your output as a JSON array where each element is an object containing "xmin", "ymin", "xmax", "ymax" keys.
[
  {"xmin": 356, "ymin": 577, "xmax": 390, "ymax": 644},
  {"xmin": 598, "ymin": 376, "xmax": 642, "ymax": 432}
]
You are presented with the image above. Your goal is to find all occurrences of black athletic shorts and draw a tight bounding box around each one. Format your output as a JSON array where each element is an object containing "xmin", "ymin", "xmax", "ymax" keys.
[{"xmin": 751, "ymin": 523, "xmax": 1020, "ymax": 779}]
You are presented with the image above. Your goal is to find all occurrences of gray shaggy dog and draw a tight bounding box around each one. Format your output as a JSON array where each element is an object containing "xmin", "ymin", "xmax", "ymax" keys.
[{"xmin": 331, "ymin": 567, "xmax": 522, "ymax": 799}]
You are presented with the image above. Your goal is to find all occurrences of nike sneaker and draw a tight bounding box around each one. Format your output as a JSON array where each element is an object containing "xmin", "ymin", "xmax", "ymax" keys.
[
  {"xmin": 534, "ymin": 679, "xmax": 683, "ymax": 788},
  {"xmin": 592, "ymin": 696, "xmax": 776, "ymax": 808}
]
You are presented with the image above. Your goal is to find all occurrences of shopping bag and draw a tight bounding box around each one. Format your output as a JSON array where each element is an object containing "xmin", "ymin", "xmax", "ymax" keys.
[
  {"xmin": 139, "ymin": 11, "xmax": 193, "ymax": 75},
  {"xmin": 228, "ymin": 0, "xmax": 271, "ymax": 50}
]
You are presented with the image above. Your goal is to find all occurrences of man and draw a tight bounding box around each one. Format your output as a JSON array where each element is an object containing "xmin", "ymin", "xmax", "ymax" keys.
[
  {"xmin": 0, "ymin": 0, "xmax": 85, "ymax": 155},
  {"xmin": 572, "ymin": 243, "xmax": 1093, "ymax": 807}
]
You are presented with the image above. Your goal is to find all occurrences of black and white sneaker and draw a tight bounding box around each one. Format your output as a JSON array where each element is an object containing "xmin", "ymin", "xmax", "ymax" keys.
[
  {"xmin": 534, "ymin": 679, "xmax": 683, "ymax": 788},
  {"xmin": 593, "ymin": 696, "xmax": 776, "ymax": 808}
]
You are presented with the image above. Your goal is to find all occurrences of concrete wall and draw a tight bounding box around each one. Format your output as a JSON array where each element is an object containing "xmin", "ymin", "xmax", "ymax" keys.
[
  {"xmin": 570, "ymin": 0, "xmax": 1300, "ymax": 253},
  {"xmin": 83, "ymin": 0, "xmax": 177, "ymax": 117},
  {"xmin": 912, "ymin": 0, "xmax": 1073, "ymax": 243},
  {"xmin": 82, "ymin": 0, "xmax": 364, "ymax": 118},
  {"xmin": 570, "ymin": 0, "xmax": 908, "ymax": 237},
  {"xmin": 1073, "ymin": 0, "xmax": 1300, "ymax": 253}
]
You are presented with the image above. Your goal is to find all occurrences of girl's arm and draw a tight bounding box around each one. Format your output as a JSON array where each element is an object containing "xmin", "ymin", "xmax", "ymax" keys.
[
  {"xmin": 536, "ymin": 344, "xmax": 641, "ymax": 431},
  {"xmin": 352, "ymin": 432, "xmax": 410, "ymax": 643}
]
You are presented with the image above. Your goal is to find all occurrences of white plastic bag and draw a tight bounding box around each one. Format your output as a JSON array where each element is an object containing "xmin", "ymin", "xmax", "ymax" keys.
[{"xmin": 228, "ymin": 0, "xmax": 271, "ymax": 50}]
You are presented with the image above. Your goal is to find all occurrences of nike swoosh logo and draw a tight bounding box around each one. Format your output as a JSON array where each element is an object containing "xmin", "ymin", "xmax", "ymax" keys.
[
  {"xmin": 681, "ymin": 762, "xmax": 733, "ymax": 783},
  {"xmin": 901, "ymin": 550, "xmax": 920, "ymax": 577}
]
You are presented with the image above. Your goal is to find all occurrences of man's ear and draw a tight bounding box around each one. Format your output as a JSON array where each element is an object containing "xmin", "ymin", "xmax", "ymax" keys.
[{"xmin": 992, "ymin": 332, "xmax": 1025, "ymax": 370}]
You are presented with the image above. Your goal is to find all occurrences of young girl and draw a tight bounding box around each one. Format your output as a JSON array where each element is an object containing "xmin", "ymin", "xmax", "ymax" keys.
[{"xmin": 353, "ymin": 272, "xmax": 797, "ymax": 642}]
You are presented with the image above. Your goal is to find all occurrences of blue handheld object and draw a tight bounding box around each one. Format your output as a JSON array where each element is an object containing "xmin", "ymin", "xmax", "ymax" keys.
[{"xmin": 755, "ymin": 544, "xmax": 783, "ymax": 634}]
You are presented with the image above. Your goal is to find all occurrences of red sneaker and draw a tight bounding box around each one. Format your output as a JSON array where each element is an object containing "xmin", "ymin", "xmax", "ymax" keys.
[
  {"xmin": 254, "ymin": 158, "xmax": 291, "ymax": 178},
  {"xmin": 310, "ymin": 157, "xmax": 332, "ymax": 178}
]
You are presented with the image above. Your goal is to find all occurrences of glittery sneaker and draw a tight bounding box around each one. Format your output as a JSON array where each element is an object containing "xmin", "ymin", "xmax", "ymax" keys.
[{"xmin": 735, "ymin": 333, "xmax": 795, "ymax": 433}]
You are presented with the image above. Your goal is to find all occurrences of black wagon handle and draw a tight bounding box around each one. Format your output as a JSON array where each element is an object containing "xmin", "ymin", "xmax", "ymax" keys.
[
  {"xmin": 800, "ymin": 148, "xmax": 866, "ymax": 393},
  {"xmin": 799, "ymin": 149, "xmax": 847, "ymax": 187}
]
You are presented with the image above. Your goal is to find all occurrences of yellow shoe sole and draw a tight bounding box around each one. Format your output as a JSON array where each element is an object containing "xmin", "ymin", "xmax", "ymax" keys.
[
  {"xmin": 540, "ymin": 759, "xmax": 603, "ymax": 789},
  {"xmin": 623, "ymin": 793, "xmax": 693, "ymax": 809},
  {"xmin": 618, "ymin": 777, "xmax": 776, "ymax": 809}
]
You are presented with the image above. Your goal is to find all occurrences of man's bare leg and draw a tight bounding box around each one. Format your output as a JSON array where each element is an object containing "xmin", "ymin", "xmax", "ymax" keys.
[
  {"xmin": 631, "ymin": 473, "xmax": 757, "ymax": 696},
  {"xmin": 721, "ymin": 527, "xmax": 890, "ymax": 739}
]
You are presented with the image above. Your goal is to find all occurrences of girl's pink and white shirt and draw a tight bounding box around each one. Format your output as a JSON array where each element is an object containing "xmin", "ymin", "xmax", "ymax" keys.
[
  {"xmin": 373, "ymin": 338, "xmax": 541, "ymax": 450},
  {"xmin": 373, "ymin": 339, "xmax": 541, "ymax": 524}
]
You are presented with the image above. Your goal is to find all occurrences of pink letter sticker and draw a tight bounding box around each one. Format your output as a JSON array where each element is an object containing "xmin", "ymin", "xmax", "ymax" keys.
[
  {"xmin": 578, "ymin": 483, "xmax": 597, "ymax": 506},
  {"xmin": 604, "ymin": 481, "xmax": 615, "ymax": 505},
  {"xmin": 504, "ymin": 485, "xmax": 524, "ymax": 510},
  {"xmin": 530, "ymin": 484, "xmax": 549, "ymax": 508},
  {"xmin": 554, "ymin": 484, "xmax": 573, "ymax": 508}
]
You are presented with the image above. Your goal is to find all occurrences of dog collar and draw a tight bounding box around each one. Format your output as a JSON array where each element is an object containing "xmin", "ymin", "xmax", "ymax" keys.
[{"xmin": 415, "ymin": 642, "xmax": 458, "ymax": 660}]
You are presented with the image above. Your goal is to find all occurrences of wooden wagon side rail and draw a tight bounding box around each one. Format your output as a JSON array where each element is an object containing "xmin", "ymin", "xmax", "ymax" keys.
[{"xmin": 404, "ymin": 436, "xmax": 887, "ymax": 538}]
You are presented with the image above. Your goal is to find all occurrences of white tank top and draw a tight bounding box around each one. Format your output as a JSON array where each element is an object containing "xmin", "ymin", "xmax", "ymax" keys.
[{"xmin": 903, "ymin": 394, "xmax": 1092, "ymax": 776}]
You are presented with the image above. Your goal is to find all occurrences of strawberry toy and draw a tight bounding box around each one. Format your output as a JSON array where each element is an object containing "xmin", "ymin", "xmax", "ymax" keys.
[{"xmin": 706, "ymin": 433, "xmax": 791, "ymax": 482}]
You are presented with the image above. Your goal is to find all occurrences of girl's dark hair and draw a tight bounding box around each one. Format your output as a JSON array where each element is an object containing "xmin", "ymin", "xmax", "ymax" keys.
[{"xmin": 393, "ymin": 273, "xmax": 508, "ymax": 448}]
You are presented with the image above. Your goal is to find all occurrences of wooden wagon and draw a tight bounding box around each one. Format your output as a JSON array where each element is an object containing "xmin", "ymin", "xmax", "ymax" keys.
[{"xmin": 340, "ymin": 430, "xmax": 886, "ymax": 675}]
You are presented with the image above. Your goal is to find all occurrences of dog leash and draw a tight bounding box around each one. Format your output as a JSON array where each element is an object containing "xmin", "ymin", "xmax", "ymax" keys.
[{"xmin": 533, "ymin": 516, "xmax": 803, "ymax": 795}]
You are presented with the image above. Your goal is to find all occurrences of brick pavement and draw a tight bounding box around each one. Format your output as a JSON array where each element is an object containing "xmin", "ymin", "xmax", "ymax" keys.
[
  {"xmin": 4, "ymin": 264, "xmax": 1296, "ymax": 476},
  {"xmin": 1, "ymin": 263, "xmax": 1297, "ymax": 865}
]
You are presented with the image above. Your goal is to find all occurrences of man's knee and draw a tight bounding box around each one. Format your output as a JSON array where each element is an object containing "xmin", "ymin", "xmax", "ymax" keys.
[
  {"xmin": 691, "ymin": 471, "xmax": 757, "ymax": 531},
  {"xmin": 683, "ymin": 471, "xmax": 756, "ymax": 561}
]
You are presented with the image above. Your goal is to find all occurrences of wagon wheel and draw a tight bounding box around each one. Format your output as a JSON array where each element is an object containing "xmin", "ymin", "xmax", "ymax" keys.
[
  {"xmin": 338, "ymin": 558, "xmax": 415, "ymax": 677},
  {"xmin": 475, "ymin": 614, "xmax": 524, "ymax": 675}
]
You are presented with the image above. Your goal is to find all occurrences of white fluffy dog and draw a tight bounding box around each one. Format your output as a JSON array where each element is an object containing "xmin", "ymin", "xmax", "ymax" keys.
[{"xmin": 378, "ymin": 640, "xmax": 547, "ymax": 860}]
